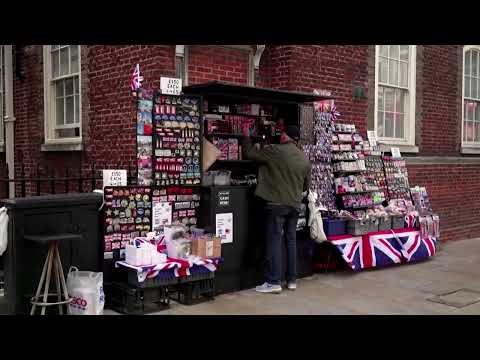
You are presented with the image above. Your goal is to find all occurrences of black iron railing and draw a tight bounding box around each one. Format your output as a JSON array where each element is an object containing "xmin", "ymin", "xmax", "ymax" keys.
[{"xmin": 0, "ymin": 161, "xmax": 138, "ymax": 199}]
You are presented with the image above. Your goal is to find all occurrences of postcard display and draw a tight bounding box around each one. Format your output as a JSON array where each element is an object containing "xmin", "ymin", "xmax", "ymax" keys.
[
  {"xmin": 103, "ymin": 89, "xmax": 203, "ymax": 260},
  {"xmin": 302, "ymin": 109, "xmax": 336, "ymax": 210},
  {"xmin": 331, "ymin": 123, "xmax": 385, "ymax": 211}
]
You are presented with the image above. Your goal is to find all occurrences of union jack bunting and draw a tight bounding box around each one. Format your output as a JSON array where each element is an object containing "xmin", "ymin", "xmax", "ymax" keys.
[{"xmin": 328, "ymin": 228, "xmax": 436, "ymax": 271}]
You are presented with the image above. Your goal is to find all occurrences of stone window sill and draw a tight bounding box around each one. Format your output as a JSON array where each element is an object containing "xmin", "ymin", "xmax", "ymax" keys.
[
  {"xmin": 379, "ymin": 144, "xmax": 419, "ymax": 154},
  {"xmin": 41, "ymin": 142, "xmax": 83, "ymax": 152},
  {"xmin": 461, "ymin": 147, "xmax": 480, "ymax": 155}
]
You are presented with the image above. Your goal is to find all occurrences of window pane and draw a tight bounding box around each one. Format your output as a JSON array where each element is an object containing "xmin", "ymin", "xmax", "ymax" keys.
[
  {"xmin": 389, "ymin": 60, "xmax": 398, "ymax": 86},
  {"xmin": 74, "ymin": 76, "xmax": 79, "ymax": 94},
  {"xmin": 377, "ymin": 87, "xmax": 384, "ymax": 110},
  {"xmin": 56, "ymin": 97, "xmax": 64, "ymax": 126},
  {"xmin": 379, "ymin": 57, "xmax": 388, "ymax": 83},
  {"xmin": 60, "ymin": 47, "xmax": 69, "ymax": 76},
  {"xmin": 65, "ymin": 96, "xmax": 74, "ymax": 124},
  {"xmin": 71, "ymin": 45, "xmax": 79, "ymax": 73},
  {"xmin": 389, "ymin": 45, "xmax": 399, "ymax": 59},
  {"xmin": 472, "ymin": 78, "xmax": 478, "ymax": 100},
  {"xmin": 466, "ymin": 101, "xmax": 475, "ymax": 120},
  {"xmin": 475, "ymin": 101, "xmax": 480, "ymax": 122},
  {"xmin": 395, "ymin": 89, "xmax": 406, "ymax": 113},
  {"xmin": 384, "ymin": 87, "xmax": 394, "ymax": 112},
  {"xmin": 379, "ymin": 46, "xmax": 388, "ymax": 57},
  {"xmin": 384, "ymin": 112, "xmax": 394, "ymax": 138},
  {"xmin": 472, "ymin": 51, "xmax": 478, "ymax": 77},
  {"xmin": 55, "ymin": 128, "xmax": 77, "ymax": 139},
  {"xmin": 377, "ymin": 111, "xmax": 384, "ymax": 137},
  {"xmin": 476, "ymin": 123, "xmax": 480, "ymax": 143},
  {"xmin": 52, "ymin": 52, "xmax": 60, "ymax": 78},
  {"xmin": 75, "ymin": 94, "xmax": 80, "ymax": 123},
  {"xmin": 465, "ymin": 76, "xmax": 471, "ymax": 98},
  {"xmin": 400, "ymin": 46, "xmax": 409, "ymax": 61},
  {"xmin": 395, "ymin": 113, "xmax": 404, "ymax": 139},
  {"xmin": 65, "ymin": 78, "xmax": 74, "ymax": 96},
  {"xmin": 399, "ymin": 62, "xmax": 408, "ymax": 87},
  {"xmin": 465, "ymin": 51, "xmax": 471, "ymax": 76},
  {"xmin": 55, "ymin": 81, "xmax": 64, "ymax": 98}
]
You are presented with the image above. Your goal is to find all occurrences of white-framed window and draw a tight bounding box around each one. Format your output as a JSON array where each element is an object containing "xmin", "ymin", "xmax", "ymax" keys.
[
  {"xmin": 0, "ymin": 45, "xmax": 4, "ymax": 146},
  {"xmin": 43, "ymin": 45, "xmax": 81, "ymax": 143},
  {"xmin": 374, "ymin": 45, "xmax": 416, "ymax": 146},
  {"xmin": 462, "ymin": 45, "xmax": 480, "ymax": 148}
]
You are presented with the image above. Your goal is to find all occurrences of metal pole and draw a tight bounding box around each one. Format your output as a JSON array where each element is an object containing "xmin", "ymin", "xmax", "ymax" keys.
[{"xmin": 4, "ymin": 45, "xmax": 16, "ymax": 199}]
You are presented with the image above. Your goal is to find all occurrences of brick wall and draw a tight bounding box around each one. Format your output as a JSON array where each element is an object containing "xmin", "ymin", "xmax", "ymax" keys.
[
  {"xmin": 8, "ymin": 44, "xmax": 480, "ymax": 242},
  {"xmin": 187, "ymin": 46, "xmax": 250, "ymax": 85},
  {"xmin": 420, "ymin": 45, "xmax": 461, "ymax": 155},
  {"xmin": 408, "ymin": 164, "xmax": 480, "ymax": 242}
]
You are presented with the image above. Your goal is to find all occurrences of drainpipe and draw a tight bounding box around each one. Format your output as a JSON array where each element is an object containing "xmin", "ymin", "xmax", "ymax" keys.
[{"xmin": 3, "ymin": 45, "xmax": 15, "ymax": 198}]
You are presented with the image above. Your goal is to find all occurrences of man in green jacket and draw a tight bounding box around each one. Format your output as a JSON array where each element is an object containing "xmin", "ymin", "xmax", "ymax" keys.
[{"xmin": 243, "ymin": 124, "xmax": 311, "ymax": 293}]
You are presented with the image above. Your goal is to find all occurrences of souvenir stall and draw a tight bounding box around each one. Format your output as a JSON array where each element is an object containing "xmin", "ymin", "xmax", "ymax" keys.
[
  {"xmin": 102, "ymin": 78, "xmax": 334, "ymax": 312},
  {"xmin": 309, "ymin": 99, "xmax": 440, "ymax": 271},
  {"xmin": 183, "ymin": 81, "xmax": 334, "ymax": 293}
]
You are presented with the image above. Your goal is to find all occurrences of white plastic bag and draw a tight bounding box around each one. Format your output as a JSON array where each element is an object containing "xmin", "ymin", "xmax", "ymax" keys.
[
  {"xmin": 307, "ymin": 191, "xmax": 327, "ymax": 244},
  {"xmin": 0, "ymin": 207, "xmax": 8, "ymax": 256},
  {"xmin": 67, "ymin": 267, "xmax": 105, "ymax": 315}
]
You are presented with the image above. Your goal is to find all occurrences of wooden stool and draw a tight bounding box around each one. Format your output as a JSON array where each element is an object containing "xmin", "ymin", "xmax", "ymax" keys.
[{"xmin": 25, "ymin": 233, "xmax": 82, "ymax": 315}]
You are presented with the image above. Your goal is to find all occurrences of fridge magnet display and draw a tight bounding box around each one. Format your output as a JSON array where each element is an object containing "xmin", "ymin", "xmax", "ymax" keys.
[
  {"xmin": 153, "ymin": 93, "xmax": 202, "ymax": 186},
  {"xmin": 152, "ymin": 186, "xmax": 201, "ymax": 231},
  {"xmin": 103, "ymin": 186, "xmax": 152, "ymax": 260}
]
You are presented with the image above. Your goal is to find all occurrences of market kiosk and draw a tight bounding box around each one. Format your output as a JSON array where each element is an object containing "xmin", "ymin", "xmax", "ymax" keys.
[{"xmin": 182, "ymin": 81, "xmax": 334, "ymax": 294}]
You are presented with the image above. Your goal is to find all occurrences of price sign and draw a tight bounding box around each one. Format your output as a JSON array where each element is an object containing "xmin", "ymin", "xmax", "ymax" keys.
[
  {"xmin": 160, "ymin": 77, "xmax": 182, "ymax": 95},
  {"xmin": 391, "ymin": 147, "xmax": 402, "ymax": 158},
  {"xmin": 103, "ymin": 170, "xmax": 127, "ymax": 188},
  {"xmin": 367, "ymin": 131, "xmax": 377, "ymax": 147}
]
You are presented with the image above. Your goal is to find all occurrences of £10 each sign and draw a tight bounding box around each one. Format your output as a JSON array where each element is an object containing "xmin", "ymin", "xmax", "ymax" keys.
[{"xmin": 160, "ymin": 77, "xmax": 182, "ymax": 95}]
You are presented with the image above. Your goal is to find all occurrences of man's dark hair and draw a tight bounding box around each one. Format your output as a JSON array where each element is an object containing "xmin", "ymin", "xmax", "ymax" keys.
[{"xmin": 285, "ymin": 125, "xmax": 300, "ymax": 141}]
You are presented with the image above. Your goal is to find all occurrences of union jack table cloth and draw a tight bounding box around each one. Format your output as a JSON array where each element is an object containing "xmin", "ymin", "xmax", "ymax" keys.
[
  {"xmin": 327, "ymin": 228, "xmax": 437, "ymax": 271},
  {"xmin": 115, "ymin": 257, "xmax": 223, "ymax": 282}
]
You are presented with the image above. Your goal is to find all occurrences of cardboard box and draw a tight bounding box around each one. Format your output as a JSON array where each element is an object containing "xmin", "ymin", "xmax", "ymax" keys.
[{"xmin": 191, "ymin": 236, "xmax": 221, "ymax": 259}]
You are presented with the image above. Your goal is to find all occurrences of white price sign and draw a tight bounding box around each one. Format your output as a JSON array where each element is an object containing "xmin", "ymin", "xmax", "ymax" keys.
[
  {"xmin": 160, "ymin": 77, "xmax": 182, "ymax": 95},
  {"xmin": 103, "ymin": 170, "xmax": 127, "ymax": 188},
  {"xmin": 391, "ymin": 147, "xmax": 402, "ymax": 158}
]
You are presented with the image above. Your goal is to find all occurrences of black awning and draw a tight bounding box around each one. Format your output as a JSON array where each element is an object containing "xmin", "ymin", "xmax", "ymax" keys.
[{"xmin": 182, "ymin": 81, "xmax": 334, "ymax": 105}]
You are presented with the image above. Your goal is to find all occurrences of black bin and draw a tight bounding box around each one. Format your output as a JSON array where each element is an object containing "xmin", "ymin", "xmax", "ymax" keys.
[{"xmin": 1, "ymin": 193, "xmax": 103, "ymax": 314}]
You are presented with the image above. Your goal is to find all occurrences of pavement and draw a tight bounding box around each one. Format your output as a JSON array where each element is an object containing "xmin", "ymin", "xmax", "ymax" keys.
[{"xmin": 104, "ymin": 238, "xmax": 480, "ymax": 315}]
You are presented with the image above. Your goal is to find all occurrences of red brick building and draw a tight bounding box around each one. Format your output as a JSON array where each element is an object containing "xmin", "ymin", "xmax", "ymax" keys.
[{"xmin": 1, "ymin": 45, "xmax": 479, "ymax": 242}]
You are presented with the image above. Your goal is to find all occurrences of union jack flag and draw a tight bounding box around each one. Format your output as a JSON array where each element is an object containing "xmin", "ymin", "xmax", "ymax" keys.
[
  {"xmin": 328, "ymin": 229, "xmax": 436, "ymax": 271},
  {"xmin": 131, "ymin": 64, "xmax": 144, "ymax": 92},
  {"xmin": 392, "ymin": 230, "xmax": 437, "ymax": 263}
]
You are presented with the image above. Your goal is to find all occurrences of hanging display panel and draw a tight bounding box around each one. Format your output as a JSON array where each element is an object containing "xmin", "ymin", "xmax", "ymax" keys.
[
  {"xmin": 136, "ymin": 88, "xmax": 154, "ymax": 186},
  {"xmin": 153, "ymin": 93, "xmax": 202, "ymax": 186},
  {"xmin": 103, "ymin": 186, "xmax": 152, "ymax": 260}
]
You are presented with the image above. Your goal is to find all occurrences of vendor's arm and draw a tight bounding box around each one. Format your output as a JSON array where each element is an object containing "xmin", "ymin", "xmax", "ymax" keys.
[{"xmin": 242, "ymin": 125, "xmax": 273, "ymax": 163}]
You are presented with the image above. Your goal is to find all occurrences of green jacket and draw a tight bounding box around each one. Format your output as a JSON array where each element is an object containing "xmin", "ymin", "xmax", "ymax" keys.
[{"xmin": 243, "ymin": 141, "xmax": 311, "ymax": 209}]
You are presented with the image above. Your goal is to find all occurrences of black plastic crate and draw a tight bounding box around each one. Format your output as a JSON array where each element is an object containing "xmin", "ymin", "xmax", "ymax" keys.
[
  {"xmin": 127, "ymin": 268, "xmax": 178, "ymax": 288},
  {"xmin": 170, "ymin": 266, "xmax": 216, "ymax": 305},
  {"xmin": 171, "ymin": 278, "xmax": 215, "ymax": 305},
  {"xmin": 104, "ymin": 282, "xmax": 170, "ymax": 315}
]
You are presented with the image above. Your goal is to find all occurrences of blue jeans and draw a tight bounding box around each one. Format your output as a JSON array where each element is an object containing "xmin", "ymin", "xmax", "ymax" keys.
[{"xmin": 264, "ymin": 205, "xmax": 299, "ymax": 285}]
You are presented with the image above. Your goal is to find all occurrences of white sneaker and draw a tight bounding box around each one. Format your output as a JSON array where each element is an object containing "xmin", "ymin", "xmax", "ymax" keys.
[
  {"xmin": 287, "ymin": 282, "xmax": 297, "ymax": 290},
  {"xmin": 255, "ymin": 282, "xmax": 282, "ymax": 294}
]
